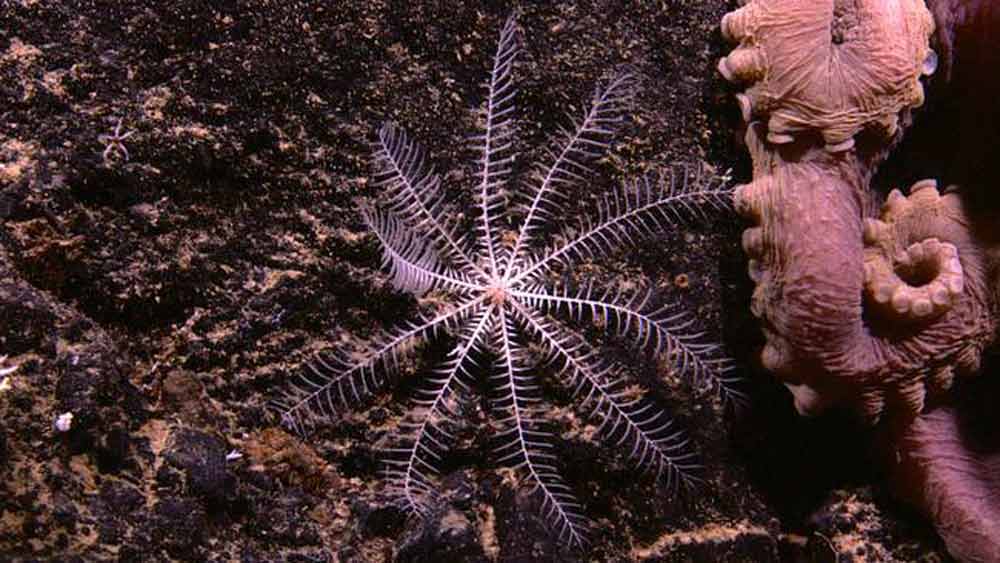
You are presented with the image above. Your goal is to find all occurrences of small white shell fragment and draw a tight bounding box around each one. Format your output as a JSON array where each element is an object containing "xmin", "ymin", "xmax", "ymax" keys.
[{"xmin": 54, "ymin": 412, "xmax": 74, "ymax": 433}]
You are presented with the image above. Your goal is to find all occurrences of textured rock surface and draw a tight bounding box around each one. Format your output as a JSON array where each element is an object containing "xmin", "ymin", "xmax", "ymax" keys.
[{"xmin": 0, "ymin": 1, "xmax": 953, "ymax": 561}]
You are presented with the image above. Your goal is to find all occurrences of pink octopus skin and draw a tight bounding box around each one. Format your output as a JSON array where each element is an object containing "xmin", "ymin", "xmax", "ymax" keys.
[
  {"xmin": 886, "ymin": 402, "xmax": 1000, "ymax": 563},
  {"xmin": 719, "ymin": 0, "xmax": 933, "ymax": 152},
  {"xmin": 720, "ymin": 0, "xmax": 1000, "ymax": 561},
  {"xmin": 735, "ymin": 122, "xmax": 994, "ymax": 422}
]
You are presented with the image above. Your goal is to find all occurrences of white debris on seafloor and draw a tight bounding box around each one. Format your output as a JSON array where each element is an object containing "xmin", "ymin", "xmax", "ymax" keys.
[
  {"xmin": 54, "ymin": 411, "xmax": 74, "ymax": 433},
  {"xmin": 0, "ymin": 355, "xmax": 17, "ymax": 393},
  {"xmin": 0, "ymin": 355, "xmax": 16, "ymax": 376}
]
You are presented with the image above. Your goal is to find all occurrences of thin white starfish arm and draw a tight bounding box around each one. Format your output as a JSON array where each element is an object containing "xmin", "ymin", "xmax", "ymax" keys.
[
  {"xmin": 384, "ymin": 305, "xmax": 494, "ymax": 515},
  {"xmin": 276, "ymin": 296, "xmax": 487, "ymax": 433},
  {"xmin": 510, "ymin": 287, "xmax": 730, "ymax": 389},
  {"xmin": 502, "ymin": 71, "xmax": 636, "ymax": 279},
  {"xmin": 374, "ymin": 122, "xmax": 487, "ymax": 280},
  {"xmin": 510, "ymin": 171, "xmax": 731, "ymax": 284},
  {"xmin": 472, "ymin": 14, "xmax": 519, "ymax": 277},
  {"xmin": 491, "ymin": 308, "xmax": 589, "ymax": 548},
  {"xmin": 509, "ymin": 300, "xmax": 701, "ymax": 491},
  {"xmin": 362, "ymin": 207, "xmax": 481, "ymax": 294}
]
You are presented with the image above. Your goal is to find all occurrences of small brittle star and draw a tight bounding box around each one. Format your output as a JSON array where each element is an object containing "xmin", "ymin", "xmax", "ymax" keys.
[{"xmin": 98, "ymin": 118, "xmax": 135, "ymax": 163}]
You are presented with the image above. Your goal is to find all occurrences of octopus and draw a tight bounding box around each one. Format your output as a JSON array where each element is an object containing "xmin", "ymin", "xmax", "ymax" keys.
[{"xmin": 718, "ymin": 1, "xmax": 1000, "ymax": 561}]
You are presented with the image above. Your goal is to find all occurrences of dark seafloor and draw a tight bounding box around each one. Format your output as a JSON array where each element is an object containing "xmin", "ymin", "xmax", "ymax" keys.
[{"xmin": 0, "ymin": 1, "xmax": 953, "ymax": 561}]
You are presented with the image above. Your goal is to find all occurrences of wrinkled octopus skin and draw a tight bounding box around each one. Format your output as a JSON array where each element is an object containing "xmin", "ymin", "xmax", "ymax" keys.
[{"xmin": 719, "ymin": 0, "xmax": 1000, "ymax": 561}]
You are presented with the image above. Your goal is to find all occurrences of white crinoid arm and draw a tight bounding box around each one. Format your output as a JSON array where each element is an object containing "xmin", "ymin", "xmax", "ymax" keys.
[
  {"xmin": 511, "ymin": 167, "xmax": 733, "ymax": 285},
  {"xmin": 509, "ymin": 299, "xmax": 701, "ymax": 493},
  {"xmin": 490, "ymin": 308, "xmax": 589, "ymax": 548},
  {"xmin": 275, "ymin": 296, "xmax": 487, "ymax": 435},
  {"xmin": 362, "ymin": 206, "xmax": 481, "ymax": 296},
  {"xmin": 471, "ymin": 14, "xmax": 520, "ymax": 277},
  {"xmin": 373, "ymin": 122, "xmax": 487, "ymax": 281},
  {"xmin": 383, "ymin": 305, "xmax": 494, "ymax": 516},
  {"xmin": 511, "ymin": 284, "xmax": 743, "ymax": 405},
  {"xmin": 503, "ymin": 70, "xmax": 637, "ymax": 278}
]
